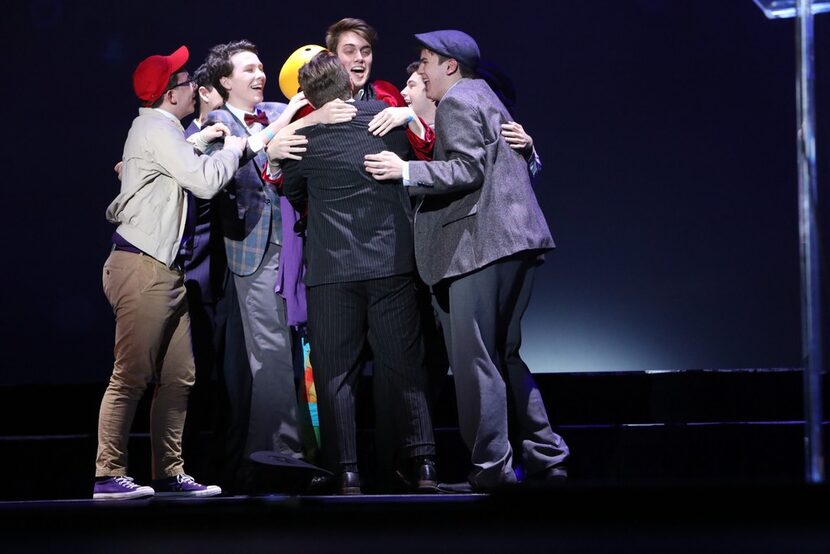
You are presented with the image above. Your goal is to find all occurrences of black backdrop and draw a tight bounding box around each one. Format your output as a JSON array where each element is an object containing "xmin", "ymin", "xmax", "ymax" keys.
[{"xmin": 1, "ymin": 0, "xmax": 827, "ymax": 383}]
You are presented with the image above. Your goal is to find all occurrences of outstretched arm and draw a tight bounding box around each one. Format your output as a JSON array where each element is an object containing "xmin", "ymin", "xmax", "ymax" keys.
[{"xmin": 265, "ymin": 98, "xmax": 357, "ymax": 164}]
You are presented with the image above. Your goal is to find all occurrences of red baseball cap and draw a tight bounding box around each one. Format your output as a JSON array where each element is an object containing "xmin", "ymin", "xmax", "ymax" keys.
[{"xmin": 132, "ymin": 45, "xmax": 189, "ymax": 105}]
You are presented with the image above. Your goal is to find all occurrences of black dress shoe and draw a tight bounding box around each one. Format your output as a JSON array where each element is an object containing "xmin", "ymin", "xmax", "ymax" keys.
[
  {"xmin": 395, "ymin": 456, "xmax": 438, "ymax": 492},
  {"xmin": 526, "ymin": 464, "xmax": 568, "ymax": 484},
  {"xmin": 303, "ymin": 474, "xmax": 334, "ymax": 495},
  {"xmin": 437, "ymin": 481, "xmax": 475, "ymax": 493},
  {"xmin": 415, "ymin": 458, "xmax": 439, "ymax": 491},
  {"xmin": 338, "ymin": 471, "xmax": 362, "ymax": 495}
]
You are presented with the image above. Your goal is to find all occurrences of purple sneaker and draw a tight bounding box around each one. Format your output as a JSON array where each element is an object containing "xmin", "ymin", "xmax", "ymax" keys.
[
  {"xmin": 93, "ymin": 476, "xmax": 155, "ymax": 500},
  {"xmin": 152, "ymin": 474, "xmax": 222, "ymax": 497}
]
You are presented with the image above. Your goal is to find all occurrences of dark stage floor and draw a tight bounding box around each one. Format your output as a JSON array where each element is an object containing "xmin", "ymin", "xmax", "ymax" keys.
[
  {"xmin": 4, "ymin": 482, "xmax": 830, "ymax": 553},
  {"xmin": 4, "ymin": 370, "xmax": 829, "ymax": 552}
]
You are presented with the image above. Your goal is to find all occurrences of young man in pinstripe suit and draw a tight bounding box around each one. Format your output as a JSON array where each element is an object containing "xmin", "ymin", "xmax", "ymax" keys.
[{"xmin": 282, "ymin": 53, "xmax": 437, "ymax": 495}]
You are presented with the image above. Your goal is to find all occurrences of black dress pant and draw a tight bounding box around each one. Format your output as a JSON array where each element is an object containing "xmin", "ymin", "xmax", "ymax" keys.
[{"xmin": 307, "ymin": 273, "xmax": 435, "ymax": 473}]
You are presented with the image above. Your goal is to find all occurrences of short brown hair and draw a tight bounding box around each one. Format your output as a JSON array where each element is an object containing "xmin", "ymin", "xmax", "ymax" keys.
[
  {"xmin": 299, "ymin": 52, "xmax": 352, "ymax": 107},
  {"xmin": 325, "ymin": 18, "xmax": 378, "ymax": 52},
  {"xmin": 435, "ymin": 52, "xmax": 476, "ymax": 78},
  {"xmin": 205, "ymin": 39, "xmax": 259, "ymax": 101}
]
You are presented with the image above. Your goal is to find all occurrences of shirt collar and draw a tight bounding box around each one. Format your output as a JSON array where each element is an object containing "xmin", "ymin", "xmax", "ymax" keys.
[
  {"xmin": 225, "ymin": 102, "xmax": 258, "ymax": 128},
  {"xmin": 153, "ymin": 108, "xmax": 184, "ymax": 132}
]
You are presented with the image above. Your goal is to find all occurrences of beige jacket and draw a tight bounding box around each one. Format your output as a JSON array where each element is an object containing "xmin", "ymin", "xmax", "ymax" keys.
[{"xmin": 106, "ymin": 108, "xmax": 242, "ymax": 266}]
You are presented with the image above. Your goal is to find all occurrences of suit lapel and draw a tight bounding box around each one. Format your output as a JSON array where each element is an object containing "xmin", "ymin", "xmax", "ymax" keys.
[{"xmin": 222, "ymin": 106, "xmax": 266, "ymax": 182}]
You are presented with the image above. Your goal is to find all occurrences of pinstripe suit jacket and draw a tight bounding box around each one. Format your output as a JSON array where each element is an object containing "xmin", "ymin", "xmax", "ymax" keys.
[
  {"xmin": 282, "ymin": 100, "xmax": 415, "ymax": 288},
  {"xmin": 204, "ymin": 102, "xmax": 287, "ymax": 276},
  {"xmin": 407, "ymin": 78, "xmax": 555, "ymax": 286}
]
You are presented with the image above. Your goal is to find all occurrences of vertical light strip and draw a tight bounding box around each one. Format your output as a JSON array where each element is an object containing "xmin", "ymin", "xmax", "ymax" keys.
[{"xmin": 795, "ymin": 0, "xmax": 825, "ymax": 484}]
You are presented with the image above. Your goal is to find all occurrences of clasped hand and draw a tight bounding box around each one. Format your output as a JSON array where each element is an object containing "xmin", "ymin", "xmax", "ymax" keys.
[
  {"xmin": 199, "ymin": 122, "xmax": 231, "ymax": 142},
  {"xmin": 267, "ymin": 129, "xmax": 308, "ymax": 161},
  {"xmin": 364, "ymin": 151, "xmax": 405, "ymax": 180},
  {"xmin": 501, "ymin": 121, "xmax": 533, "ymax": 154},
  {"xmin": 368, "ymin": 107, "xmax": 416, "ymax": 137}
]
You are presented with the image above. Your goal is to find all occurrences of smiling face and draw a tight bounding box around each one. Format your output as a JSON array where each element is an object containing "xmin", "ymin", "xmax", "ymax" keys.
[
  {"xmin": 221, "ymin": 50, "xmax": 266, "ymax": 111},
  {"xmin": 334, "ymin": 30, "xmax": 373, "ymax": 91},
  {"xmin": 401, "ymin": 71, "xmax": 434, "ymax": 121},
  {"xmin": 418, "ymin": 48, "xmax": 455, "ymax": 102}
]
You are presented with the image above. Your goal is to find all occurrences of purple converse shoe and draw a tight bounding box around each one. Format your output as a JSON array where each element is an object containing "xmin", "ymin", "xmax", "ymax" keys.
[
  {"xmin": 93, "ymin": 476, "xmax": 155, "ymax": 500},
  {"xmin": 152, "ymin": 474, "xmax": 222, "ymax": 497}
]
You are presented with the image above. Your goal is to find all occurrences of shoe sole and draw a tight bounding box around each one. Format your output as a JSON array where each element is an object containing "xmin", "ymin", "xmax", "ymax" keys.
[
  {"xmin": 436, "ymin": 482, "xmax": 475, "ymax": 493},
  {"xmin": 154, "ymin": 488, "xmax": 222, "ymax": 498},
  {"xmin": 92, "ymin": 491, "xmax": 154, "ymax": 500},
  {"xmin": 417, "ymin": 480, "xmax": 439, "ymax": 493},
  {"xmin": 395, "ymin": 469, "xmax": 439, "ymax": 493}
]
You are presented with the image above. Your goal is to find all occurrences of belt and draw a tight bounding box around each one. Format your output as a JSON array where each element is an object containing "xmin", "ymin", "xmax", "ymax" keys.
[
  {"xmin": 111, "ymin": 244, "xmax": 182, "ymax": 272},
  {"xmin": 112, "ymin": 243, "xmax": 143, "ymax": 255}
]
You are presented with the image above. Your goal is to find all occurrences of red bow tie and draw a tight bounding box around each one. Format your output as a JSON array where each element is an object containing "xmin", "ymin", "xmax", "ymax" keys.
[{"xmin": 244, "ymin": 110, "xmax": 269, "ymax": 127}]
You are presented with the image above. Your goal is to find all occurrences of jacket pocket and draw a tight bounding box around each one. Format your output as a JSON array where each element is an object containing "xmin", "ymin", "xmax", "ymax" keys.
[{"xmin": 441, "ymin": 191, "xmax": 480, "ymax": 227}]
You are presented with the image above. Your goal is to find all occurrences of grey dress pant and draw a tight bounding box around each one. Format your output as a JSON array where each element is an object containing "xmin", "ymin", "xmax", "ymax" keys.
[
  {"xmin": 233, "ymin": 242, "xmax": 304, "ymax": 460},
  {"xmin": 432, "ymin": 251, "xmax": 569, "ymax": 489}
]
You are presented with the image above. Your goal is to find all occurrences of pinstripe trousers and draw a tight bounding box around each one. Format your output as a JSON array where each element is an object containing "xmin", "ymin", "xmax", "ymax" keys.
[{"xmin": 306, "ymin": 273, "xmax": 435, "ymax": 473}]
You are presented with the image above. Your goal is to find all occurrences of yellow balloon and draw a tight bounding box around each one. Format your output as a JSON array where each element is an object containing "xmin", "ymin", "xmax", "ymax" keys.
[{"xmin": 279, "ymin": 44, "xmax": 327, "ymax": 100}]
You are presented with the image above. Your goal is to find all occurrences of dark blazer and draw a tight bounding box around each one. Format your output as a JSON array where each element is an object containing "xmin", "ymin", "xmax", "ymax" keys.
[
  {"xmin": 407, "ymin": 78, "xmax": 555, "ymax": 286},
  {"xmin": 204, "ymin": 102, "xmax": 286, "ymax": 276},
  {"xmin": 183, "ymin": 120, "xmax": 226, "ymax": 304},
  {"xmin": 282, "ymin": 100, "xmax": 414, "ymax": 287}
]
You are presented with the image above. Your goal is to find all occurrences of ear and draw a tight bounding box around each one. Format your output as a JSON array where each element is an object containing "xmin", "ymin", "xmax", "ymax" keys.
[
  {"xmin": 198, "ymin": 86, "xmax": 210, "ymax": 104},
  {"xmin": 445, "ymin": 58, "xmax": 459, "ymax": 76},
  {"xmin": 220, "ymin": 75, "xmax": 231, "ymax": 91}
]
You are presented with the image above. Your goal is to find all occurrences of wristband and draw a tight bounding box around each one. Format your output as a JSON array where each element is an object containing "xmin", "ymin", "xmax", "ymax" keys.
[
  {"xmin": 263, "ymin": 128, "xmax": 275, "ymax": 142},
  {"xmin": 406, "ymin": 114, "xmax": 414, "ymax": 124}
]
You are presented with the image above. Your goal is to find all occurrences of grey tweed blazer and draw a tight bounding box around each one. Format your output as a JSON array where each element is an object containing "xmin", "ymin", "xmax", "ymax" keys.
[{"xmin": 407, "ymin": 78, "xmax": 554, "ymax": 286}]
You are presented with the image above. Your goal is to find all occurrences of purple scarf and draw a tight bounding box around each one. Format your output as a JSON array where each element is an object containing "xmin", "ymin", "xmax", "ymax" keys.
[{"xmin": 275, "ymin": 196, "xmax": 307, "ymax": 328}]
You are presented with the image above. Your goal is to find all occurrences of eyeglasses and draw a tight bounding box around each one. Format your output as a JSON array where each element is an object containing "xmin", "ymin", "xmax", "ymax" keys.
[{"xmin": 165, "ymin": 78, "xmax": 195, "ymax": 92}]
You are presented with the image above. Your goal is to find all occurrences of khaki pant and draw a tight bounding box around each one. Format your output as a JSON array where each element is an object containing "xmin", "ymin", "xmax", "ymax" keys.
[{"xmin": 96, "ymin": 250, "xmax": 195, "ymax": 479}]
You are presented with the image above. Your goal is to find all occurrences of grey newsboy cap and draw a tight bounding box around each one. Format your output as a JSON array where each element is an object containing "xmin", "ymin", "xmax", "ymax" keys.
[{"xmin": 414, "ymin": 29, "xmax": 480, "ymax": 69}]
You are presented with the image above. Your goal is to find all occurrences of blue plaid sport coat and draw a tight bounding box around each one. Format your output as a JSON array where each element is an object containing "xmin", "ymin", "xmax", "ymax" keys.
[{"xmin": 204, "ymin": 103, "xmax": 287, "ymax": 276}]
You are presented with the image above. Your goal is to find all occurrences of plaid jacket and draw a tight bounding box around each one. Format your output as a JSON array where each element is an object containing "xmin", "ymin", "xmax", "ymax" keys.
[{"xmin": 204, "ymin": 103, "xmax": 286, "ymax": 276}]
